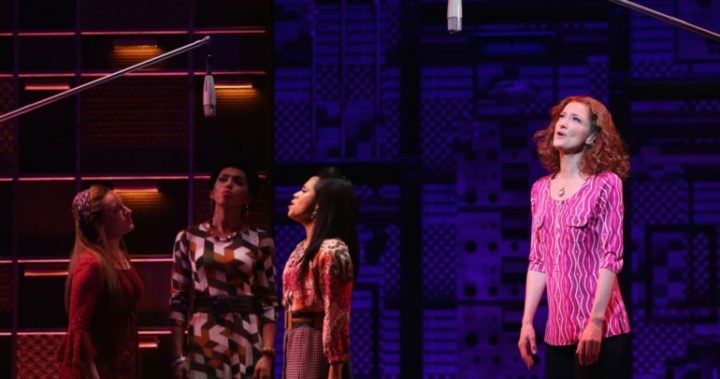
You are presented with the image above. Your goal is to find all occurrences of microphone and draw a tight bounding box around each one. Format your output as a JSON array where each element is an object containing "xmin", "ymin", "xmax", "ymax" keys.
[
  {"xmin": 203, "ymin": 54, "xmax": 216, "ymax": 117},
  {"xmin": 448, "ymin": 0, "xmax": 462, "ymax": 34}
]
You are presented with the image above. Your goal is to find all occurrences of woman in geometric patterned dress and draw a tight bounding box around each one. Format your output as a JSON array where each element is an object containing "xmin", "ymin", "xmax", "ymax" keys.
[
  {"xmin": 282, "ymin": 167, "xmax": 359, "ymax": 379},
  {"xmin": 518, "ymin": 96, "xmax": 631, "ymax": 379},
  {"xmin": 170, "ymin": 163, "xmax": 278, "ymax": 379}
]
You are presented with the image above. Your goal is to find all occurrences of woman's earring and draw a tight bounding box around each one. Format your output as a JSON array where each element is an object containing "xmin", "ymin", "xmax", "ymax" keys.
[{"xmin": 310, "ymin": 207, "xmax": 318, "ymax": 221}]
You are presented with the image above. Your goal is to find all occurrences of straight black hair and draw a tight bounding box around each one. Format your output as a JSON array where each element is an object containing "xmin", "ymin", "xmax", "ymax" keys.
[{"xmin": 297, "ymin": 167, "xmax": 360, "ymax": 290}]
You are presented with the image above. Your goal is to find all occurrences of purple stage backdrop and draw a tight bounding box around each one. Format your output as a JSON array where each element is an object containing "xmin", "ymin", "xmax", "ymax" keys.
[{"xmin": 0, "ymin": 0, "xmax": 719, "ymax": 378}]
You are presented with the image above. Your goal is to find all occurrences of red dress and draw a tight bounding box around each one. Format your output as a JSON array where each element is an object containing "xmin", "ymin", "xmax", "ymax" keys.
[{"xmin": 58, "ymin": 252, "xmax": 144, "ymax": 378}]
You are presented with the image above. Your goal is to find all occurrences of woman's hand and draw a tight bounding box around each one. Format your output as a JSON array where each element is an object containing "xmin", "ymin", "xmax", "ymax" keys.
[
  {"xmin": 81, "ymin": 360, "xmax": 101, "ymax": 379},
  {"xmin": 517, "ymin": 323, "xmax": 537, "ymax": 370},
  {"xmin": 328, "ymin": 362, "xmax": 343, "ymax": 379},
  {"xmin": 173, "ymin": 359, "xmax": 189, "ymax": 379},
  {"xmin": 576, "ymin": 320, "xmax": 603, "ymax": 366},
  {"xmin": 253, "ymin": 355, "xmax": 273, "ymax": 379}
]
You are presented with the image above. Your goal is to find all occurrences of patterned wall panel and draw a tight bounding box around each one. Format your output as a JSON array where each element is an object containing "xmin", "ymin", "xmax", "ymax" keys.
[
  {"xmin": 420, "ymin": 67, "xmax": 473, "ymax": 177},
  {"xmin": 17, "ymin": 181, "xmax": 75, "ymax": 258},
  {"xmin": 16, "ymin": 334, "xmax": 63, "ymax": 378},
  {"xmin": 630, "ymin": 177, "xmax": 720, "ymax": 377},
  {"xmin": 421, "ymin": 185, "xmax": 457, "ymax": 306},
  {"xmin": 274, "ymin": 68, "xmax": 313, "ymax": 162},
  {"xmin": 80, "ymin": 76, "xmax": 188, "ymax": 173},
  {"xmin": 275, "ymin": 0, "xmax": 394, "ymax": 163},
  {"xmin": 78, "ymin": 0, "xmax": 190, "ymax": 29},
  {"xmin": 628, "ymin": 43, "xmax": 720, "ymax": 373},
  {"xmin": 0, "ymin": 78, "xmax": 13, "ymax": 176},
  {"xmin": 0, "ymin": 264, "xmax": 11, "ymax": 326},
  {"xmin": 0, "ymin": 183, "xmax": 10, "ymax": 258}
]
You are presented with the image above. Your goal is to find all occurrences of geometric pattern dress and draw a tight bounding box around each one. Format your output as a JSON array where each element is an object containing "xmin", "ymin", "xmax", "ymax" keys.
[{"xmin": 170, "ymin": 222, "xmax": 278, "ymax": 378}]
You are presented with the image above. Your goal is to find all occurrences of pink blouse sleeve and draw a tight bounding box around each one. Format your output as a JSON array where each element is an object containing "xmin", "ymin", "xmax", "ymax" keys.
[
  {"xmin": 318, "ymin": 240, "xmax": 354, "ymax": 364},
  {"xmin": 57, "ymin": 253, "xmax": 101, "ymax": 378},
  {"xmin": 597, "ymin": 173, "xmax": 625, "ymax": 273},
  {"xmin": 528, "ymin": 181, "xmax": 545, "ymax": 273}
]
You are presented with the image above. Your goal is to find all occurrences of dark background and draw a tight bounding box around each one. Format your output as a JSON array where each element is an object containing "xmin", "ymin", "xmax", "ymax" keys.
[{"xmin": 1, "ymin": 0, "xmax": 719, "ymax": 378}]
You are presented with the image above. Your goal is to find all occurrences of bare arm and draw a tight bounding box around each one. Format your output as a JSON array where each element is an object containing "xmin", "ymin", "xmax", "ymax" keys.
[
  {"xmin": 521, "ymin": 270, "xmax": 547, "ymax": 326},
  {"xmin": 518, "ymin": 270, "xmax": 546, "ymax": 369},
  {"xmin": 576, "ymin": 269, "xmax": 617, "ymax": 365}
]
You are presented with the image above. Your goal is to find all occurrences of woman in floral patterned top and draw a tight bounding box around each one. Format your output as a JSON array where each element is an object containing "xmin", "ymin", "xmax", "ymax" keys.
[{"xmin": 282, "ymin": 167, "xmax": 359, "ymax": 379}]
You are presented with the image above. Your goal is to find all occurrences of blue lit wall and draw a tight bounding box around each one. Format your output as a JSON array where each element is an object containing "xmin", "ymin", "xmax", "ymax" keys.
[{"xmin": 274, "ymin": 0, "xmax": 720, "ymax": 378}]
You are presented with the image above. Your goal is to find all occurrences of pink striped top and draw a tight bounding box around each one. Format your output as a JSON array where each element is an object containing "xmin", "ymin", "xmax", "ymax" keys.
[{"xmin": 528, "ymin": 171, "xmax": 630, "ymax": 346}]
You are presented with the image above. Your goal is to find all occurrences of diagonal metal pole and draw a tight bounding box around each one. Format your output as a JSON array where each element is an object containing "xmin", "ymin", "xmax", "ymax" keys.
[
  {"xmin": 608, "ymin": 0, "xmax": 720, "ymax": 42},
  {"xmin": 0, "ymin": 36, "xmax": 211, "ymax": 124}
]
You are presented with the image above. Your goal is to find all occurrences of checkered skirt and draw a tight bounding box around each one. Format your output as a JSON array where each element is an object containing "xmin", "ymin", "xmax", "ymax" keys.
[{"xmin": 282, "ymin": 325, "xmax": 352, "ymax": 379}]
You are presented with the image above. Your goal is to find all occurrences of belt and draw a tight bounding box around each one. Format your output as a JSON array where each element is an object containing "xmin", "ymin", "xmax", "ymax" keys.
[
  {"xmin": 194, "ymin": 295, "xmax": 258, "ymax": 316},
  {"xmin": 285, "ymin": 311, "xmax": 324, "ymax": 331}
]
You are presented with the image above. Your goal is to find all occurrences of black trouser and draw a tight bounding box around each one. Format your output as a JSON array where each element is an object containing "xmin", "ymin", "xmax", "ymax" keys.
[{"xmin": 545, "ymin": 333, "xmax": 630, "ymax": 379}]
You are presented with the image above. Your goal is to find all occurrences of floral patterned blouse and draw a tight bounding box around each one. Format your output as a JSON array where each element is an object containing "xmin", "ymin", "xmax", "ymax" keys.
[{"xmin": 282, "ymin": 238, "xmax": 354, "ymax": 363}]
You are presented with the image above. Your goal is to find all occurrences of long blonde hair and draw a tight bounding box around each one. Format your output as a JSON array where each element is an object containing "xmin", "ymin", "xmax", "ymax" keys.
[{"xmin": 64, "ymin": 184, "xmax": 128, "ymax": 311}]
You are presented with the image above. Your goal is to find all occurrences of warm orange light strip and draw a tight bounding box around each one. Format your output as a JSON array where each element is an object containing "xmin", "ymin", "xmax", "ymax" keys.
[
  {"xmin": 0, "ymin": 174, "xmax": 212, "ymax": 182},
  {"xmin": 139, "ymin": 329, "xmax": 172, "ymax": 335},
  {"xmin": 79, "ymin": 28, "xmax": 266, "ymax": 36},
  {"xmin": 18, "ymin": 257, "xmax": 172, "ymax": 264},
  {"xmin": 16, "ymin": 331, "xmax": 67, "ymax": 336},
  {"xmin": 132, "ymin": 257, "xmax": 173, "ymax": 263},
  {"xmin": 19, "ymin": 73, "xmax": 75, "ymax": 78},
  {"xmin": 14, "ymin": 71, "xmax": 265, "ymax": 78},
  {"xmin": 10, "ymin": 176, "xmax": 75, "ymax": 181},
  {"xmin": 82, "ymin": 30, "xmax": 188, "ymax": 36},
  {"xmin": 139, "ymin": 341, "xmax": 159, "ymax": 349},
  {"xmin": 196, "ymin": 29, "xmax": 267, "ymax": 35},
  {"xmin": 138, "ymin": 335, "xmax": 160, "ymax": 349},
  {"xmin": 17, "ymin": 32, "xmax": 75, "ymax": 37},
  {"xmin": 4, "ymin": 329, "xmax": 173, "ymax": 336},
  {"xmin": 84, "ymin": 70, "xmax": 266, "ymax": 77},
  {"xmin": 115, "ymin": 187, "xmax": 160, "ymax": 193},
  {"xmin": 113, "ymin": 45, "xmax": 160, "ymax": 50},
  {"xmin": 24, "ymin": 84, "xmax": 71, "ymax": 91},
  {"xmin": 24, "ymin": 270, "xmax": 68, "ymax": 277},
  {"xmin": 17, "ymin": 258, "xmax": 67, "ymax": 264},
  {"xmin": 216, "ymin": 84, "xmax": 253, "ymax": 90}
]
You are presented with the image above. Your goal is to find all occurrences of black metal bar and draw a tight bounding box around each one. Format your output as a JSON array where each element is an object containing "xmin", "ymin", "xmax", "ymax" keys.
[
  {"xmin": 608, "ymin": 0, "xmax": 720, "ymax": 42},
  {"xmin": 0, "ymin": 36, "xmax": 212, "ymax": 124}
]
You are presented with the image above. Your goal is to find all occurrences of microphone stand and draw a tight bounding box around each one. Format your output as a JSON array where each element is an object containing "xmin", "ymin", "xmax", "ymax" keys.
[
  {"xmin": 0, "ymin": 36, "xmax": 212, "ymax": 124},
  {"xmin": 607, "ymin": 0, "xmax": 720, "ymax": 42}
]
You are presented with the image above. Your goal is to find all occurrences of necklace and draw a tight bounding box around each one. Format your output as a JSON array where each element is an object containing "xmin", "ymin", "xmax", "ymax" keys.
[
  {"xmin": 554, "ymin": 174, "xmax": 567, "ymax": 197},
  {"xmin": 208, "ymin": 222, "xmax": 245, "ymax": 238}
]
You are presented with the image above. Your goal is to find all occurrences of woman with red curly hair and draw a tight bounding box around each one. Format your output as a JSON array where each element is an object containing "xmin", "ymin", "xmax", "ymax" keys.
[{"xmin": 518, "ymin": 96, "xmax": 631, "ymax": 378}]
